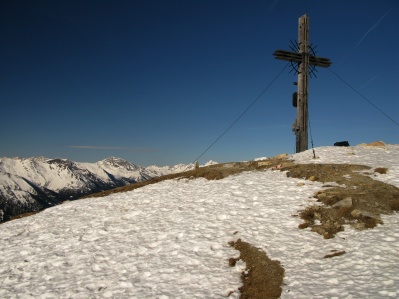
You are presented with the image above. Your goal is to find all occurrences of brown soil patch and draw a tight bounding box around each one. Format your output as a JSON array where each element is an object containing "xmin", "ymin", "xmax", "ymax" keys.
[
  {"xmin": 323, "ymin": 250, "xmax": 346, "ymax": 259},
  {"xmin": 228, "ymin": 239, "xmax": 284, "ymax": 299},
  {"xmin": 281, "ymin": 163, "xmax": 399, "ymax": 238}
]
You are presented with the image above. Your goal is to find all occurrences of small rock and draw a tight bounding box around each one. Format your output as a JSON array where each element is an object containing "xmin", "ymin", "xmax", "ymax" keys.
[
  {"xmin": 228, "ymin": 258, "xmax": 238, "ymax": 267},
  {"xmin": 311, "ymin": 226, "xmax": 326, "ymax": 235},
  {"xmin": 332, "ymin": 197, "xmax": 352, "ymax": 209},
  {"xmin": 317, "ymin": 192, "xmax": 327, "ymax": 198},
  {"xmin": 308, "ymin": 175, "xmax": 317, "ymax": 181},
  {"xmin": 298, "ymin": 222, "xmax": 309, "ymax": 229},
  {"xmin": 353, "ymin": 223, "xmax": 367, "ymax": 230},
  {"xmin": 297, "ymin": 183, "xmax": 305, "ymax": 187},
  {"xmin": 314, "ymin": 212, "xmax": 321, "ymax": 220},
  {"xmin": 351, "ymin": 209, "xmax": 380, "ymax": 220}
]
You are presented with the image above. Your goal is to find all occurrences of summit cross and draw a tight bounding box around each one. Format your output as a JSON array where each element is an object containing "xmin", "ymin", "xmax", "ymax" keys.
[{"xmin": 273, "ymin": 14, "xmax": 332, "ymax": 153}]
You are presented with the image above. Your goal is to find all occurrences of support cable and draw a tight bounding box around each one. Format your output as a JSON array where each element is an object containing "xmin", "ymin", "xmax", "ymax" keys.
[
  {"xmin": 328, "ymin": 68, "xmax": 399, "ymax": 127},
  {"xmin": 190, "ymin": 63, "xmax": 290, "ymax": 165}
]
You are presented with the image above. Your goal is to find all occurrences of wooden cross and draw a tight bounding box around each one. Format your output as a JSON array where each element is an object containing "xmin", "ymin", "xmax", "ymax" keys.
[{"xmin": 273, "ymin": 14, "xmax": 331, "ymax": 153}]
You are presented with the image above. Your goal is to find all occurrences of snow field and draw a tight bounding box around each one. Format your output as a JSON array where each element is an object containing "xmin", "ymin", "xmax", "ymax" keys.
[
  {"xmin": 294, "ymin": 144, "xmax": 399, "ymax": 187},
  {"xmin": 0, "ymin": 145, "xmax": 398, "ymax": 298}
]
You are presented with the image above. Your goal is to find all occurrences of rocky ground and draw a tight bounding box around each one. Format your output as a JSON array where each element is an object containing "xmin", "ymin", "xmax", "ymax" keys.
[{"xmin": 9, "ymin": 153, "xmax": 399, "ymax": 299}]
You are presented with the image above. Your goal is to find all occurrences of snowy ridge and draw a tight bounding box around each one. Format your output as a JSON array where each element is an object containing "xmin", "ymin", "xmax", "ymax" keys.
[
  {"xmin": 144, "ymin": 163, "xmax": 194, "ymax": 176},
  {"xmin": 0, "ymin": 173, "xmax": 36, "ymax": 204},
  {"xmin": 0, "ymin": 145, "xmax": 398, "ymax": 298},
  {"xmin": 0, "ymin": 157, "xmax": 199, "ymax": 222}
]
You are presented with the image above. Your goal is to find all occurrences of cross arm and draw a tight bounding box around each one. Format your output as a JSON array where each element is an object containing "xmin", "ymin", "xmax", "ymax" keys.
[
  {"xmin": 273, "ymin": 49, "xmax": 302, "ymax": 63},
  {"xmin": 273, "ymin": 49, "xmax": 332, "ymax": 68},
  {"xmin": 309, "ymin": 56, "xmax": 332, "ymax": 68}
]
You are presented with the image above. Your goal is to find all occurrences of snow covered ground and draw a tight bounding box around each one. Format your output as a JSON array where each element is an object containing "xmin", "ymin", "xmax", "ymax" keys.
[{"xmin": 0, "ymin": 145, "xmax": 398, "ymax": 298}]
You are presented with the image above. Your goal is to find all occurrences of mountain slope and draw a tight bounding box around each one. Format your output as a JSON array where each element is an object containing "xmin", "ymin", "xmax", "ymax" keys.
[{"xmin": 0, "ymin": 156, "xmax": 195, "ymax": 222}]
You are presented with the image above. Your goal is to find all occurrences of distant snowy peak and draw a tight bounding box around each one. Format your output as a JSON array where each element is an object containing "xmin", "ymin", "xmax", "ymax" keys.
[
  {"xmin": 97, "ymin": 157, "xmax": 140, "ymax": 171},
  {"xmin": 145, "ymin": 160, "xmax": 218, "ymax": 175},
  {"xmin": 144, "ymin": 164, "xmax": 193, "ymax": 176},
  {"xmin": 47, "ymin": 158, "xmax": 72, "ymax": 163}
]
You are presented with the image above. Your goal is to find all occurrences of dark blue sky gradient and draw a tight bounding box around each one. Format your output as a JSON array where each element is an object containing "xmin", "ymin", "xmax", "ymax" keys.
[{"xmin": 1, "ymin": 0, "xmax": 398, "ymax": 165}]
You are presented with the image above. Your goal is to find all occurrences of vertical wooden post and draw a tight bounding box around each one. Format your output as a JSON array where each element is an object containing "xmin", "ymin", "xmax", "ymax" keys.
[
  {"xmin": 273, "ymin": 14, "xmax": 331, "ymax": 153},
  {"xmin": 295, "ymin": 14, "xmax": 309, "ymax": 152}
]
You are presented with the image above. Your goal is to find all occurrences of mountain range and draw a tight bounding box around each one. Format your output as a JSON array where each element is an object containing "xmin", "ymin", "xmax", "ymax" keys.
[{"xmin": 0, "ymin": 156, "xmax": 206, "ymax": 222}]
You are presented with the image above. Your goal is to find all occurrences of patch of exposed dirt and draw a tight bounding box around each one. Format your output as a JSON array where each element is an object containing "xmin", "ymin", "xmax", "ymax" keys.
[
  {"xmin": 323, "ymin": 250, "xmax": 346, "ymax": 259},
  {"xmin": 228, "ymin": 239, "xmax": 284, "ymax": 299},
  {"xmin": 281, "ymin": 163, "xmax": 399, "ymax": 239}
]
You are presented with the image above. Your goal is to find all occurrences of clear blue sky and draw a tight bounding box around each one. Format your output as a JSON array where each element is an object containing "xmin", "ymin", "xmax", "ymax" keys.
[{"xmin": 1, "ymin": 0, "xmax": 398, "ymax": 166}]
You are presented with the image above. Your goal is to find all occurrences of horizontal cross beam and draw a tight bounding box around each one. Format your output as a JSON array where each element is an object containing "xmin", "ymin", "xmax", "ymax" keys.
[{"xmin": 273, "ymin": 49, "xmax": 332, "ymax": 68}]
